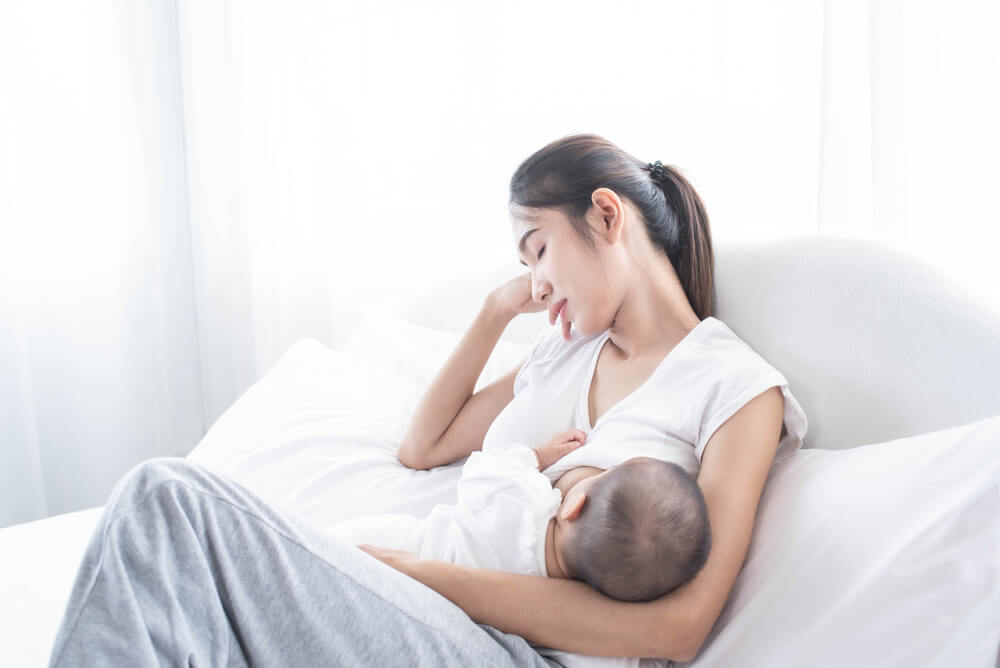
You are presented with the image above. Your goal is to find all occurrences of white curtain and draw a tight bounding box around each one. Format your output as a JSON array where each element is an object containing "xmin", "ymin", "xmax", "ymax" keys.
[
  {"xmin": 1, "ymin": 1, "xmax": 204, "ymax": 527},
  {"xmin": 2, "ymin": 0, "xmax": 998, "ymax": 528}
]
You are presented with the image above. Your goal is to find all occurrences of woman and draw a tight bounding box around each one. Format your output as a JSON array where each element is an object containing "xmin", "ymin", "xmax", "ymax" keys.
[{"xmin": 48, "ymin": 133, "xmax": 804, "ymax": 666}]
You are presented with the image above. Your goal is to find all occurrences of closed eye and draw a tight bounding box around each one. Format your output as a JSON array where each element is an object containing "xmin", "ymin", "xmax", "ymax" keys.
[{"xmin": 538, "ymin": 246, "xmax": 545, "ymax": 260}]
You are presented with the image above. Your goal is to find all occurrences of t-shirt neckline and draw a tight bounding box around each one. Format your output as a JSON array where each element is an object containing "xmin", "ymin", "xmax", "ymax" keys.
[{"xmin": 578, "ymin": 317, "xmax": 716, "ymax": 431}]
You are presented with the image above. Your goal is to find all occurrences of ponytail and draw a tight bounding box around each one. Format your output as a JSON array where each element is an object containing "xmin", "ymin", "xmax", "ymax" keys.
[{"xmin": 649, "ymin": 165, "xmax": 715, "ymax": 319}]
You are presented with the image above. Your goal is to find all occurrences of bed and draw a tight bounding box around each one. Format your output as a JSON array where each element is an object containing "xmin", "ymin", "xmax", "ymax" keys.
[{"xmin": 3, "ymin": 234, "xmax": 999, "ymax": 667}]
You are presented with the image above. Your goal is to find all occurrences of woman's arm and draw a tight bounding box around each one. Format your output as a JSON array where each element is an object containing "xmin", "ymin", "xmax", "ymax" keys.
[
  {"xmin": 401, "ymin": 558, "xmax": 688, "ymax": 659},
  {"xmin": 396, "ymin": 295, "xmax": 517, "ymax": 470},
  {"xmin": 665, "ymin": 385, "xmax": 786, "ymax": 657},
  {"xmin": 365, "ymin": 386, "xmax": 786, "ymax": 662}
]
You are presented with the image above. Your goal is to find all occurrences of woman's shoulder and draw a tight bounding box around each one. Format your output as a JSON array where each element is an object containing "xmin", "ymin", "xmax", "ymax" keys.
[
  {"xmin": 676, "ymin": 316, "xmax": 791, "ymax": 422},
  {"xmin": 686, "ymin": 316, "xmax": 807, "ymax": 462},
  {"xmin": 692, "ymin": 317, "xmax": 784, "ymax": 374}
]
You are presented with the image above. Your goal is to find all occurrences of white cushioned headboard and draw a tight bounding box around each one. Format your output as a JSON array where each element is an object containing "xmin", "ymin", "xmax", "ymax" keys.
[{"xmin": 397, "ymin": 234, "xmax": 1000, "ymax": 452}]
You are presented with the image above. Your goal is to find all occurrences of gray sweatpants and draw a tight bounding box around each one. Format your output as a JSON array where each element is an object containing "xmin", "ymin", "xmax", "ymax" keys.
[{"xmin": 47, "ymin": 457, "xmax": 562, "ymax": 667}]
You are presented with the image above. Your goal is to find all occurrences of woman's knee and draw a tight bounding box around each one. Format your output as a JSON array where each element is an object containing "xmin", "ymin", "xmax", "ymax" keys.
[{"xmin": 109, "ymin": 457, "xmax": 205, "ymax": 511}]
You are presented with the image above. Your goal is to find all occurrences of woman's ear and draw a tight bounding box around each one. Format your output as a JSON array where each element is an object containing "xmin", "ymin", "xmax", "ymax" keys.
[{"xmin": 590, "ymin": 188, "xmax": 624, "ymax": 243}]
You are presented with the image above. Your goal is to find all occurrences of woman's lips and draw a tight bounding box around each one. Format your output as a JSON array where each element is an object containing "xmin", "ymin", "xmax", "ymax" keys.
[{"xmin": 551, "ymin": 298, "xmax": 567, "ymax": 324}]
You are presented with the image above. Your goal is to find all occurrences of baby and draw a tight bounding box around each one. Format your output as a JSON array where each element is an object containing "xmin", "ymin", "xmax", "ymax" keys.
[{"xmin": 331, "ymin": 429, "xmax": 712, "ymax": 605}]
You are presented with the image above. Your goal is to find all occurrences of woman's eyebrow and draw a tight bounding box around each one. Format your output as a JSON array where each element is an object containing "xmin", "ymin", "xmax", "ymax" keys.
[{"xmin": 518, "ymin": 228, "xmax": 539, "ymax": 266}]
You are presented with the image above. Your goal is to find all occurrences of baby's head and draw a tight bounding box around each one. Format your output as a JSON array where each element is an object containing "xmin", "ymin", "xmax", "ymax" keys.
[{"xmin": 553, "ymin": 457, "xmax": 711, "ymax": 602}]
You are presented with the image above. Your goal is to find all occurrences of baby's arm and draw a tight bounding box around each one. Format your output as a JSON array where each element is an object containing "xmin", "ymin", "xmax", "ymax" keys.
[
  {"xmin": 531, "ymin": 428, "xmax": 588, "ymax": 470},
  {"xmin": 457, "ymin": 431, "xmax": 587, "ymax": 507}
]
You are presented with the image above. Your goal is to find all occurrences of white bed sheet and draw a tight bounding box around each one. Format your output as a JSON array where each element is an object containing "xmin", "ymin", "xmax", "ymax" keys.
[{"xmin": 0, "ymin": 506, "xmax": 104, "ymax": 666}]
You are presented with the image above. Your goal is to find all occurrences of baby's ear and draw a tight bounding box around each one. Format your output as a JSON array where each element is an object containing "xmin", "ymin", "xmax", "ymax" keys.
[{"xmin": 560, "ymin": 492, "xmax": 587, "ymax": 522}]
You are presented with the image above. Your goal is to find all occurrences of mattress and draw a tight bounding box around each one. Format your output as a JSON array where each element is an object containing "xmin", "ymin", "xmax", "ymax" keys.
[{"xmin": 1, "ymin": 506, "xmax": 105, "ymax": 665}]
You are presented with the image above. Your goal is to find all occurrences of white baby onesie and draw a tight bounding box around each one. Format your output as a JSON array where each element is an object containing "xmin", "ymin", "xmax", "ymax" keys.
[
  {"xmin": 329, "ymin": 442, "xmax": 560, "ymax": 575},
  {"xmin": 329, "ymin": 443, "xmax": 640, "ymax": 668}
]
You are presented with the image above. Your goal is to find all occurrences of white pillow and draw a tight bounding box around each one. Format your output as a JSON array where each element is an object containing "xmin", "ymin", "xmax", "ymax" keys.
[
  {"xmin": 342, "ymin": 306, "xmax": 536, "ymax": 397},
  {"xmin": 186, "ymin": 310, "xmax": 533, "ymax": 531},
  {"xmin": 681, "ymin": 414, "xmax": 1000, "ymax": 668}
]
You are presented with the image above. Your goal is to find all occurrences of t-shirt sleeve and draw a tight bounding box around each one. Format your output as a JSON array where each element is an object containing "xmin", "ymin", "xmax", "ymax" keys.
[{"xmin": 693, "ymin": 357, "xmax": 789, "ymax": 463}]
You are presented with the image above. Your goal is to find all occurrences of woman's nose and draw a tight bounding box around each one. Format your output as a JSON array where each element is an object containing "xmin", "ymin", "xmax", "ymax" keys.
[{"xmin": 532, "ymin": 282, "xmax": 549, "ymax": 304}]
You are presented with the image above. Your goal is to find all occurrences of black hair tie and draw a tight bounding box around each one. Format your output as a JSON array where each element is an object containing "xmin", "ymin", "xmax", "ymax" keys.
[{"xmin": 647, "ymin": 160, "xmax": 665, "ymax": 179}]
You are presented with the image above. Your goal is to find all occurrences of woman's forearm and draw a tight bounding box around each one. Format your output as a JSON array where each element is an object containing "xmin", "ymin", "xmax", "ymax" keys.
[
  {"xmin": 412, "ymin": 559, "xmax": 695, "ymax": 661},
  {"xmin": 396, "ymin": 295, "xmax": 514, "ymax": 469}
]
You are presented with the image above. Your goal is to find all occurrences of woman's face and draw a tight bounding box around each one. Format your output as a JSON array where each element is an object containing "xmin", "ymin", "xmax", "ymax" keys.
[{"xmin": 511, "ymin": 204, "xmax": 620, "ymax": 336}]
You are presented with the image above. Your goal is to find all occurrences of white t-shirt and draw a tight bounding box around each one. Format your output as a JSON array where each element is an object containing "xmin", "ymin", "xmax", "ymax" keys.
[{"xmin": 483, "ymin": 316, "xmax": 808, "ymax": 483}]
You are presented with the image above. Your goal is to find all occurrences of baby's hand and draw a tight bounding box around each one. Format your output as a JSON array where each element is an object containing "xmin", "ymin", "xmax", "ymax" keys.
[{"xmin": 533, "ymin": 429, "xmax": 588, "ymax": 470}]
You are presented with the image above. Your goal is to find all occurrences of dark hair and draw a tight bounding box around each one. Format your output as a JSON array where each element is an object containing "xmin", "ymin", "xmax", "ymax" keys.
[
  {"xmin": 509, "ymin": 133, "xmax": 715, "ymax": 319},
  {"xmin": 561, "ymin": 458, "xmax": 712, "ymax": 602}
]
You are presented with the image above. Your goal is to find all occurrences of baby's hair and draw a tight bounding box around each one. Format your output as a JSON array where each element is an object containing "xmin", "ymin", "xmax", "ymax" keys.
[{"xmin": 562, "ymin": 458, "xmax": 711, "ymax": 602}]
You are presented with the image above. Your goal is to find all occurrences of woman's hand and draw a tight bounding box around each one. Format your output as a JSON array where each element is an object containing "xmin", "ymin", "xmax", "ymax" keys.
[
  {"xmin": 489, "ymin": 272, "xmax": 573, "ymax": 340},
  {"xmin": 533, "ymin": 428, "xmax": 588, "ymax": 470},
  {"xmin": 489, "ymin": 272, "xmax": 547, "ymax": 319}
]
